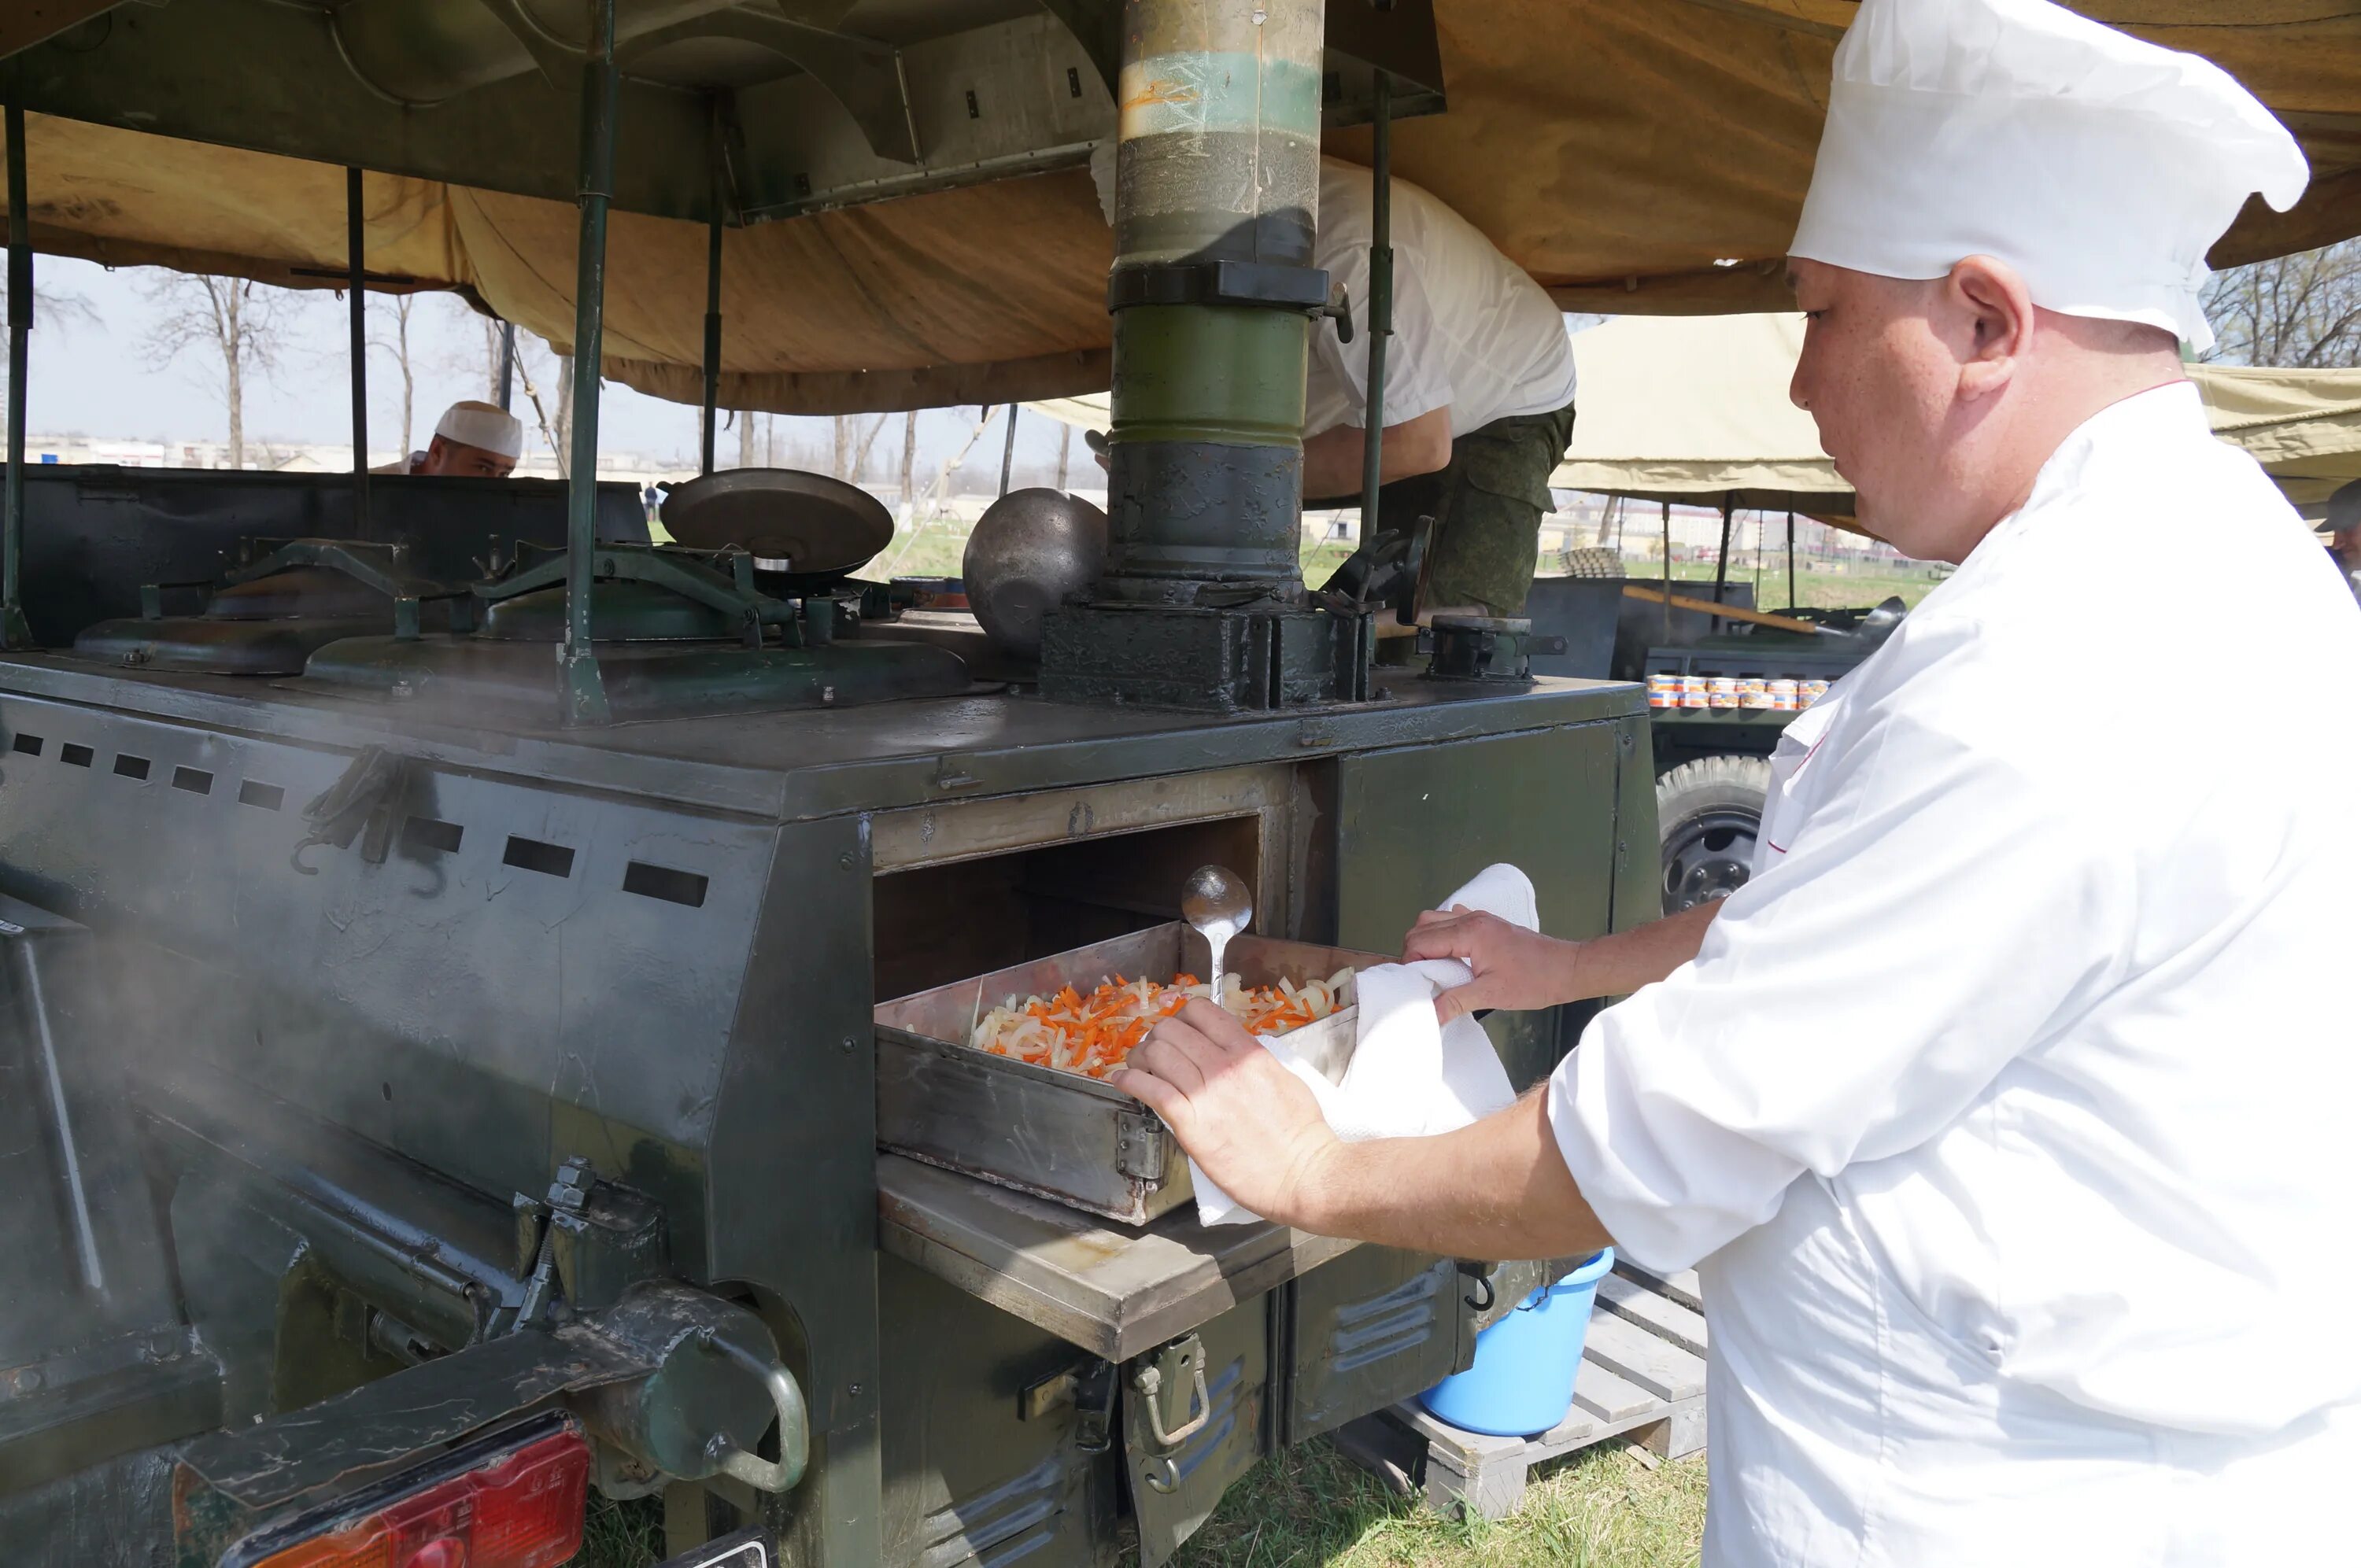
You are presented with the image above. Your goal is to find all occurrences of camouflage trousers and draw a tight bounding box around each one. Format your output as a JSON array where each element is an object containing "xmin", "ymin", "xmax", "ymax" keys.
[{"xmin": 1370, "ymin": 400, "xmax": 1577, "ymax": 617}]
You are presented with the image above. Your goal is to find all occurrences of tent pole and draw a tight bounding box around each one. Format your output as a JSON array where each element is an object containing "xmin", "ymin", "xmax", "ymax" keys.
[
  {"xmin": 347, "ymin": 167, "xmax": 370, "ymax": 527},
  {"xmin": 700, "ymin": 208, "xmax": 722, "ymax": 476},
  {"xmin": 497, "ymin": 321, "xmax": 517, "ymax": 413},
  {"xmin": 2, "ymin": 101, "xmax": 32, "ymax": 648},
  {"xmin": 560, "ymin": 0, "xmax": 619, "ymax": 726},
  {"xmin": 999, "ymin": 404, "xmax": 1019, "ymax": 497},
  {"xmin": 1358, "ymin": 71, "xmax": 1394, "ymax": 538},
  {"xmin": 1660, "ymin": 500, "xmax": 1672, "ymax": 642},
  {"xmin": 1786, "ymin": 508, "xmax": 1797, "ymax": 610},
  {"xmin": 1712, "ymin": 493, "xmax": 1733, "ymax": 633}
]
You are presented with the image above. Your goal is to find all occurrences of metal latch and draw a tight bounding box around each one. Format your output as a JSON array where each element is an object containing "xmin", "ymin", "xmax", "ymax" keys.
[
  {"xmin": 1112, "ymin": 1110, "xmax": 1167, "ymax": 1183},
  {"xmin": 1131, "ymin": 1334, "xmax": 1209, "ymax": 1452}
]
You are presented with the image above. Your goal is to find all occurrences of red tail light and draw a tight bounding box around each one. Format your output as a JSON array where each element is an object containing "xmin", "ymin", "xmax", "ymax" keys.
[{"xmin": 233, "ymin": 1424, "xmax": 590, "ymax": 1568}]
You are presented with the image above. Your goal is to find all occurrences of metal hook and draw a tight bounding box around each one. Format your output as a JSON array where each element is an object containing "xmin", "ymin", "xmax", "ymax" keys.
[
  {"xmin": 290, "ymin": 836, "xmax": 328, "ymax": 876},
  {"xmin": 1463, "ymin": 1271, "xmax": 1495, "ymax": 1313}
]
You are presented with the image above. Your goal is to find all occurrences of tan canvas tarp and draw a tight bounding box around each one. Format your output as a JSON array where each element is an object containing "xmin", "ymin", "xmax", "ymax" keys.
[
  {"xmin": 1037, "ymin": 313, "xmax": 2361, "ymax": 519},
  {"xmin": 1542, "ymin": 312, "xmax": 2361, "ymax": 517},
  {"xmin": 7, "ymin": 2, "xmax": 2361, "ymax": 412}
]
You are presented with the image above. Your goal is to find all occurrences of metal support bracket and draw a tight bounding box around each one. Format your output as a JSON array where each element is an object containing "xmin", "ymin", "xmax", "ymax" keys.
[{"xmin": 1130, "ymin": 1334, "xmax": 1210, "ymax": 1452}]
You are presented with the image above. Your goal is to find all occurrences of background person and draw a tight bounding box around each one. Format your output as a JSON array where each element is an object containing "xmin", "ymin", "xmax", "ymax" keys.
[
  {"xmin": 2326, "ymin": 477, "xmax": 2361, "ymax": 603},
  {"xmin": 1091, "ymin": 148, "xmax": 1578, "ymax": 618},
  {"xmin": 377, "ymin": 400, "xmax": 524, "ymax": 478}
]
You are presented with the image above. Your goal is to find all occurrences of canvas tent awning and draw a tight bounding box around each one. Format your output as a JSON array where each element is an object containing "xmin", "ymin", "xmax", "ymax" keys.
[
  {"xmin": 4, "ymin": 1, "xmax": 2361, "ymax": 415},
  {"xmin": 1543, "ymin": 313, "xmax": 2361, "ymax": 519},
  {"xmin": 1036, "ymin": 315, "xmax": 2361, "ymax": 521}
]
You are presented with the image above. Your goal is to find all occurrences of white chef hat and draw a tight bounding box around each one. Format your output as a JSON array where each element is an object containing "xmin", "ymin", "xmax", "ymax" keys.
[
  {"xmin": 1789, "ymin": 0, "xmax": 2308, "ymax": 353},
  {"xmin": 434, "ymin": 399, "xmax": 524, "ymax": 460}
]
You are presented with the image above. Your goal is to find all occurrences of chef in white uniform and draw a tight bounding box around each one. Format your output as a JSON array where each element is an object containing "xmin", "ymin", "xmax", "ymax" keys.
[{"xmin": 1114, "ymin": 2, "xmax": 2361, "ymax": 1564}]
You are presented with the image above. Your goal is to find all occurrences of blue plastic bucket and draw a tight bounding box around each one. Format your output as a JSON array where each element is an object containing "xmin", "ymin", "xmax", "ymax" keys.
[{"xmin": 1418, "ymin": 1249, "xmax": 1616, "ymax": 1437}]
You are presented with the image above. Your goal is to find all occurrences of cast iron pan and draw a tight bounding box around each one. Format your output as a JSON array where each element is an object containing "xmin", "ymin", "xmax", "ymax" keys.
[{"xmin": 660, "ymin": 467, "xmax": 894, "ymax": 573}]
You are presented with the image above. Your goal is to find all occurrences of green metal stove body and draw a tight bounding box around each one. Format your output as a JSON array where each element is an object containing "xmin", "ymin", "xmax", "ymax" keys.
[{"xmin": 0, "ymin": 649, "xmax": 1652, "ymax": 1563}]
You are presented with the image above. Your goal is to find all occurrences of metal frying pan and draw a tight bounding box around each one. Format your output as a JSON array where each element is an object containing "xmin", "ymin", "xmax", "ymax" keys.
[{"xmin": 660, "ymin": 468, "xmax": 894, "ymax": 573}]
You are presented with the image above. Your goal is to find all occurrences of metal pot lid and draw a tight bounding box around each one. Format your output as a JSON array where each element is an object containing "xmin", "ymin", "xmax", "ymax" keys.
[{"xmin": 660, "ymin": 467, "xmax": 892, "ymax": 572}]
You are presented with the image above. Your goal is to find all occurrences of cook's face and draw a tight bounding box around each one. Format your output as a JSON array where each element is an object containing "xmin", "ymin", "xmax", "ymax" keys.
[
  {"xmin": 420, "ymin": 437, "xmax": 518, "ymax": 479},
  {"xmin": 1787, "ymin": 260, "xmax": 1959, "ymax": 555}
]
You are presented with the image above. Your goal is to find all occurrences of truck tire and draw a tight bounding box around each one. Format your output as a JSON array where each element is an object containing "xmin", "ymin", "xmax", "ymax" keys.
[{"xmin": 1657, "ymin": 754, "xmax": 1771, "ymax": 913}]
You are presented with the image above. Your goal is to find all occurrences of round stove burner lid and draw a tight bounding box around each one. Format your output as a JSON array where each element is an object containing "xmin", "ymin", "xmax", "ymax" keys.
[{"xmin": 660, "ymin": 467, "xmax": 892, "ymax": 572}]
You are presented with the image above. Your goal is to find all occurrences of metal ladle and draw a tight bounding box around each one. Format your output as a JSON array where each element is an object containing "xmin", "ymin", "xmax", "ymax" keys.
[{"xmin": 1180, "ymin": 865, "xmax": 1252, "ymax": 1012}]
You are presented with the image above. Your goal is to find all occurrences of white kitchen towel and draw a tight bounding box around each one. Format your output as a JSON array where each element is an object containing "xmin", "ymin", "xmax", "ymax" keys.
[{"xmin": 1191, "ymin": 862, "xmax": 1532, "ymax": 1225}]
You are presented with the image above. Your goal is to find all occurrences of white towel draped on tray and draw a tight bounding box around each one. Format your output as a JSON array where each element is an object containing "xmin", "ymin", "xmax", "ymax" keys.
[{"xmin": 1190, "ymin": 862, "xmax": 1531, "ymax": 1226}]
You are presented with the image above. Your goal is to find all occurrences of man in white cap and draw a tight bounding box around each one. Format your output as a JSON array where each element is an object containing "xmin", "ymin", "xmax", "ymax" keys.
[
  {"xmin": 1115, "ymin": 1, "xmax": 2361, "ymax": 1562},
  {"xmin": 2326, "ymin": 478, "xmax": 2361, "ymax": 604},
  {"xmin": 1090, "ymin": 146, "xmax": 1578, "ymax": 618},
  {"xmin": 379, "ymin": 399, "xmax": 525, "ymax": 478}
]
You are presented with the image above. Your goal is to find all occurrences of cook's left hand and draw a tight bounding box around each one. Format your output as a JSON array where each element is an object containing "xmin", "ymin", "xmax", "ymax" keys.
[{"xmin": 1111, "ymin": 998, "xmax": 1339, "ymax": 1227}]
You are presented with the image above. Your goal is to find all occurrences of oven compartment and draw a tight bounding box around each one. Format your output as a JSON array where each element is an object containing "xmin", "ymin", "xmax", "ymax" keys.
[{"xmin": 874, "ymin": 924, "xmax": 1384, "ymax": 1225}]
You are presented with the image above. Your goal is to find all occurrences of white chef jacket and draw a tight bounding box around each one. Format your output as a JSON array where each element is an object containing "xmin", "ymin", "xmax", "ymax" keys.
[
  {"xmin": 1549, "ymin": 382, "xmax": 2361, "ymax": 1567},
  {"xmin": 1304, "ymin": 158, "xmax": 1577, "ymax": 441}
]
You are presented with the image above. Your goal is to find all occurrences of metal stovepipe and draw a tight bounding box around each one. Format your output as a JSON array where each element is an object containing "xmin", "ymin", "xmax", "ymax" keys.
[
  {"xmin": 1099, "ymin": 0, "xmax": 1324, "ymax": 599},
  {"xmin": 3, "ymin": 100, "xmax": 33, "ymax": 648},
  {"xmin": 560, "ymin": 0, "xmax": 619, "ymax": 725}
]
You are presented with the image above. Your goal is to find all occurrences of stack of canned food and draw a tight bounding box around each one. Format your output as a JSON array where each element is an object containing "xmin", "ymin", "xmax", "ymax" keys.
[{"xmin": 1646, "ymin": 673, "xmax": 1832, "ymax": 712}]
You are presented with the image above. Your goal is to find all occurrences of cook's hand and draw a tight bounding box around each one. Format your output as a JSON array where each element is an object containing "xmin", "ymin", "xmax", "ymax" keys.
[
  {"xmin": 1402, "ymin": 906, "xmax": 1583, "ymax": 1024},
  {"xmin": 1110, "ymin": 998, "xmax": 1338, "ymax": 1228}
]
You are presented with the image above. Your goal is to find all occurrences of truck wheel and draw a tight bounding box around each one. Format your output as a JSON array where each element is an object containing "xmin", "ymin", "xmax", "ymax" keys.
[{"xmin": 1657, "ymin": 755, "xmax": 1770, "ymax": 912}]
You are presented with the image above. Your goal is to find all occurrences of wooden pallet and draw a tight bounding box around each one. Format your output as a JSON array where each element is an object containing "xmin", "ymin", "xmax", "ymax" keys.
[{"xmin": 1335, "ymin": 1260, "xmax": 1709, "ymax": 1522}]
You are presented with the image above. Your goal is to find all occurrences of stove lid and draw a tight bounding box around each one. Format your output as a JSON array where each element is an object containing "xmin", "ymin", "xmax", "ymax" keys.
[{"xmin": 660, "ymin": 469, "xmax": 892, "ymax": 571}]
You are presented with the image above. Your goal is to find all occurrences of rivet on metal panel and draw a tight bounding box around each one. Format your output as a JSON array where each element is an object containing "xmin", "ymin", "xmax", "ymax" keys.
[{"xmin": 840, "ymin": 1036, "xmax": 855, "ymax": 1053}]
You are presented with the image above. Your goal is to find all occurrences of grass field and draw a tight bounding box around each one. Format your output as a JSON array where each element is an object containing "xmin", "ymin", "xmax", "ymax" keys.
[{"xmin": 575, "ymin": 1440, "xmax": 1705, "ymax": 1567}]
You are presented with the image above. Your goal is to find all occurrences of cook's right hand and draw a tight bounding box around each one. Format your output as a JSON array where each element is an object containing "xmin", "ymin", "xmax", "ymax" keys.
[{"xmin": 1402, "ymin": 906, "xmax": 1584, "ymax": 1024}]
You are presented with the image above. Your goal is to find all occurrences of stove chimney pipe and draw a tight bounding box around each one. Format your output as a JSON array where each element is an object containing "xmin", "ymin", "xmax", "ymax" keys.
[{"xmin": 1096, "ymin": 0, "xmax": 1325, "ymax": 600}]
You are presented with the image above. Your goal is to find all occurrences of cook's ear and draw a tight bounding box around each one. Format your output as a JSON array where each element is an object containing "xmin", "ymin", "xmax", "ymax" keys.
[{"xmin": 1949, "ymin": 255, "xmax": 2032, "ymax": 401}]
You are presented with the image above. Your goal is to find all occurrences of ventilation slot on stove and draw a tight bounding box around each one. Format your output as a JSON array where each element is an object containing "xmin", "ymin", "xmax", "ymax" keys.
[
  {"xmin": 10, "ymin": 733, "xmax": 41, "ymax": 756},
  {"xmin": 171, "ymin": 766, "xmax": 213, "ymax": 795},
  {"xmin": 402, "ymin": 817, "xmax": 464, "ymax": 856},
  {"xmin": 113, "ymin": 754, "xmax": 151, "ymax": 780},
  {"xmin": 238, "ymin": 780, "xmax": 285, "ymax": 811},
  {"xmin": 623, "ymin": 861, "xmax": 708, "ymax": 908},
  {"xmin": 502, "ymin": 836, "xmax": 575, "ymax": 879},
  {"xmin": 61, "ymin": 743, "xmax": 92, "ymax": 768}
]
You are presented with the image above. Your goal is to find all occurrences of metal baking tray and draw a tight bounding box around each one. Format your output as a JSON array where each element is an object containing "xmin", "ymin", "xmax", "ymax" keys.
[{"xmin": 874, "ymin": 924, "xmax": 1387, "ymax": 1226}]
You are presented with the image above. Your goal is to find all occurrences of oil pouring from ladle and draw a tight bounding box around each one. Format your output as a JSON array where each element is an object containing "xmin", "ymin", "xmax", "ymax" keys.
[{"xmin": 1181, "ymin": 865, "xmax": 1253, "ymax": 1013}]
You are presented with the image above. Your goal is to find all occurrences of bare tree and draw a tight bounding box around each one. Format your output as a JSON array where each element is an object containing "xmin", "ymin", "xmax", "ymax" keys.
[
  {"xmin": 0, "ymin": 275, "xmax": 102, "ymax": 433},
  {"xmin": 848, "ymin": 413, "xmax": 889, "ymax": 485},
  {"xmin": 139, "ymin": 273, "xmax": 294, "ymax": 469},
  {"xmin": 1054, "ymin": 422, "xmax": 1073, "ymax": 490},
  {"xmin": 898, "ymin": 410, "xmax": 918, "ymax": 519},
  {"xmin": 2201, "ymin": 239, "xmax": 2361, "ymax": 368},
  {"xmin": 736, "ymin": 408, "xmax": 755, "ymax": 469},
  {"xmin": 371, "ymin": 293, "xmax": 419, "ymax": 459},
  {"xmin": 506, "ymin": 335, "xmax": 568, "ymax": 475},
  {"xmin": 553, "ymin": 352, "xmax": 575, "ymax": 467}
]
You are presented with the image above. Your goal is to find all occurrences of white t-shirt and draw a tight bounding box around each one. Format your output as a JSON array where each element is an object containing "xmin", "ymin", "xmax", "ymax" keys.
[
  {"xmin": 1305, "ymin": 157, "xmax": 1577, "ymax": 441},
  {"xmin": 1549, "ymin": 382, "xmax": 2361, "ymax": 1566}
]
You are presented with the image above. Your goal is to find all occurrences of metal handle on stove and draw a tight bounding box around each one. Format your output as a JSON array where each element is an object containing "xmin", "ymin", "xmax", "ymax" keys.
[{"xmin": 1132, "ymin": 1354, "xmax": 1209, "ymax": 1450}]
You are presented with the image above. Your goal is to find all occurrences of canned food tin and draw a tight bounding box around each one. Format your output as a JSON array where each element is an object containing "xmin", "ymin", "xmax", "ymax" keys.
[
  {"xmin": 1707, "ymin": 677, "xmax": 1739, "ymax": 710},
  {"xmin": 1768, "ymin": 678, "xmax": 1798, "ymax": 713}
]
